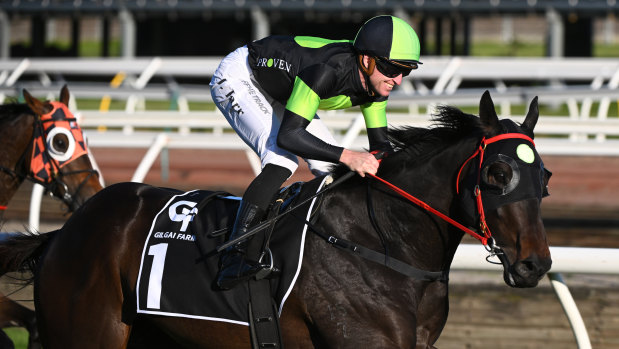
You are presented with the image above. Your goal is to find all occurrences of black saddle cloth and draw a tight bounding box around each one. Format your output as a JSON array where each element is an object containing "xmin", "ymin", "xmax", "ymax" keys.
[{"xmin": 136, "ymin": 176, "xmax": 328, "ymax": 325}]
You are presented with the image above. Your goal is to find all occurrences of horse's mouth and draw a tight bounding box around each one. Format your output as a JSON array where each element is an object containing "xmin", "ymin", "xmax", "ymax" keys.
[{"xmin": 505, "ymin": 257, "xmax": 552, "ymax": 288}]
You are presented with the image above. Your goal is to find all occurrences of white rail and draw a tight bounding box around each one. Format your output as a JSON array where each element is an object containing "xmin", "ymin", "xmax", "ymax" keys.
[
  {"xmin": 73, "ymin": 110, "xmax": 619, "ymax": 156},
  {"xmin": 1, "ymin": 56, "xmax": 618, "ymax": 86},
  {"xmin": 1, "ymin": 56, "xmax": 618, "ymax": 119}
]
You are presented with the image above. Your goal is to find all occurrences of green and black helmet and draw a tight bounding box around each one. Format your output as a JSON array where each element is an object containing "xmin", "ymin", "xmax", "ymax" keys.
[{"xmin": 353, "ymin": 15, "xmax": 422, "ymax": 67}]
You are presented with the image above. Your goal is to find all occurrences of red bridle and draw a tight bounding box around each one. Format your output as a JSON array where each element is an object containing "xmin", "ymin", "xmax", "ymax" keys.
[{"xmin": 369, "ymin": 133, "xmax": 536, "ymax": 247}]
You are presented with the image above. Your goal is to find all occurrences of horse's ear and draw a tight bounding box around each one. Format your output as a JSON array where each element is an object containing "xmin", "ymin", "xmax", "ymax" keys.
[
  {"xmin": 479, "ymin": 90, "xmax": 500, "ymax": 133},
  {"xmin": 23, "ymin": 89, "xmax": 52, "ymax": 117},
  {"xmin": 522, "ymin": 96, "xmax": 539, "ymax": 132},
  {"xmin": 59, "ymin": 84, "xmax": 70, "ymax": 106}
]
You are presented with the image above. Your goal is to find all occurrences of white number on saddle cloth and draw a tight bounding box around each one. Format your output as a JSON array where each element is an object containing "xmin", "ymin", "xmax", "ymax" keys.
[{"xmin": 147, "ymin": 243, "xmax": 169, "ymax": 309}]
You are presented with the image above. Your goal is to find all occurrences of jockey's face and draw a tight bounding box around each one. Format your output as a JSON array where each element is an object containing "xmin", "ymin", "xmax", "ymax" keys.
[
  {"xmin": 361, "ymin": 55, "xmax": 403, "ymax": 97},
  {"xmin": 369, "ymin": 64, "xmax": 403, "ymax": 97}
]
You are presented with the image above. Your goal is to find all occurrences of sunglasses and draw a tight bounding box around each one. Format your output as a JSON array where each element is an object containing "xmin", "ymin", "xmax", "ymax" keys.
[{"xmin": 374, "ymin": 57, "xmax": 417, "ymax": 78}]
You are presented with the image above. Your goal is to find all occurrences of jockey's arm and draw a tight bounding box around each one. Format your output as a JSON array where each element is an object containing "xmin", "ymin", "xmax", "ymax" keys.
[
  {"xmin": 278, "ymin": 113, "xmax": 379, "ymax": 177},
  {"xmin": 361, "ymin": 101, "xmax": 394, "ymax": 153}
]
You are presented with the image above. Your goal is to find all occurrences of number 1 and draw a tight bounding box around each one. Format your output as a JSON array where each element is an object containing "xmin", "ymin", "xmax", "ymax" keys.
[{"xmin": 147, "ymin": 243, "xmax": 168, "ymax": 309}]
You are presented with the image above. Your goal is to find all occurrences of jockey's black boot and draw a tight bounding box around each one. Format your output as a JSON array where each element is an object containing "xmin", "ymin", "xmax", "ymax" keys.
[{"xmin": 216, "ymin": 200, "xmax": 268, "ymax": 290}]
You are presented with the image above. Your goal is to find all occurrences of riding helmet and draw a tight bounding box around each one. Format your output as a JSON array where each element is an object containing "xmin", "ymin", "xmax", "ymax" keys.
[{"xmin": 353, "ymin": 15, "xmax": 422, "ymax": 65}]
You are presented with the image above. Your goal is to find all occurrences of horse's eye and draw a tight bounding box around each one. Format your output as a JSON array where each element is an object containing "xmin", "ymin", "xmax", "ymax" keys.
[
  {"xmin": 46, "ymin": 127, "xmax": 76, "ymax": 162},
  {"xmin": 486, "ymin": 162, "xmax": 512, "ymax": 187},
  {"xmin": 52, "ymin": 134, "xmax": 70, "ymax": 153}
]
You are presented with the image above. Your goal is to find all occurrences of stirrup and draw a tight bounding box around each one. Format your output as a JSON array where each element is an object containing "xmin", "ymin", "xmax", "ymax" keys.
[
  {"xmin": 216, "ymin": 256, "xmax": 269, "ymax": 290},
  {"xmin": 255, "ymin": 248, "xmax": 279, "ymax": 280}
]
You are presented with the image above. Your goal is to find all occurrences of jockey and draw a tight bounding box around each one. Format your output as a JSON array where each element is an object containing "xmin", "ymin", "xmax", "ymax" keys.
[{"xmin": 210, "ymin": 15, "xmax": 422, "ymax": 290}]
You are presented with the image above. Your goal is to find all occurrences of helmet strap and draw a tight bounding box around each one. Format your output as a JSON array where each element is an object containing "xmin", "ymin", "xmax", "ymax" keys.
[
  {"xmin": 357, "ymin": 55, "xmax": 377, "ymax": 97},
  {"xmin": 357, "ymin": 54, "xmax": 375, "ymax": 75}
]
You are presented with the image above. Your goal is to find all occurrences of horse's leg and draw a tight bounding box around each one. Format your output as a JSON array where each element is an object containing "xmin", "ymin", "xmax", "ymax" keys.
[
  {"xmin": 280, "ymin": 293, "xmax": 314, "ymax": 348},
  {"xmin": 126, "ymin": 318, "xmax": 181, "ymax": 349},
  {"xmin": 0, "ymin": 329, "xmax": 14, "ymax": 349},
  {"xmin": 0, "ymin": 295, "xmax": 39, "ymax": 348},
  {"xmin": 0, "ymin": 295, "xmax": 36, "ymax": 330},
  {"xmin": 415, "ymin": 281, "xmax": 449, "ymax": 349}
]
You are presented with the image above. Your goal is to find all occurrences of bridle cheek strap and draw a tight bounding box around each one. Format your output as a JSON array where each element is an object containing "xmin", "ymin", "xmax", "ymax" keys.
[{"xmin": 369, "ymin": 133, "xmax": 536, "ymax": 247}]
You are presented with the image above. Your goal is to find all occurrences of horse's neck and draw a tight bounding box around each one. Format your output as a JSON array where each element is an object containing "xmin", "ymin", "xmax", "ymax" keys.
[
  {"xmin": 0, "ymin": 114, "xmax": 33, "ymax": 206},
  {"xmin": 378, "ymin": 137, "xmax": 479, "ymax": 271}
]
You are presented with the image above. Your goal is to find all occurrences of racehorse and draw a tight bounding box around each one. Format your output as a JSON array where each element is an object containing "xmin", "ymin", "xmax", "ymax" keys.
[
  {"xmin": 0, "ymin": 85, "xmax": 103, "ymax": 349},
  {"xmin": 0, "ymin": 91, "xmax": 551, "ymax": 348},
  {"xmin": 0, "ymin": 84, "xmax": 103, "ymax": 214}
]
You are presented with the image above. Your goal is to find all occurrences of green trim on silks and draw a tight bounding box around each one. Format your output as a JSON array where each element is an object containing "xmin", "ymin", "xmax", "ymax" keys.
[
  {"xmin": 286, "ymin": 77, "xmax": 320, "ymax": 121},
  {"xmin": 319, "ymin": 95, "xmax": 352, "ymax": 110},
  {"xmin": 294, "ymin": 36, "xmax": 351, "ymax": 48},
  {"xmin": 389, "ymin": 17, "xmax": 421, "ymax": 62},
  {"xmin": 361, "ymin": 101, "xmax": 388, "ymax": 128}
]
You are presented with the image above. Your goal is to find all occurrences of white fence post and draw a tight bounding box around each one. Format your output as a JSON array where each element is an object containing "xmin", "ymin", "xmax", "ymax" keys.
[
  {"xmin": 28, "ymin": 184, "xmax": 45, "ymax": 232},
  {"xmin": 548, "ymin": 272, "xmax": 592, "ymax": 349},
  {"xmin": 131, "ymin": 133, "xmax": 169, "ymax": 183}
]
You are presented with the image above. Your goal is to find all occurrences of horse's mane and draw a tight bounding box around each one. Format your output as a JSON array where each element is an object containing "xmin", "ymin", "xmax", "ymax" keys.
[
  {"xmin": 390, "ymin": 105, "xmax": 482, "ymax": 156},
  {"xmin": 0, "ymin": 101, "xmax": 34, "ymax": 122},
  {"xmin": 331, "ymin": 105, "xmax": 483, "ymax": 177}
]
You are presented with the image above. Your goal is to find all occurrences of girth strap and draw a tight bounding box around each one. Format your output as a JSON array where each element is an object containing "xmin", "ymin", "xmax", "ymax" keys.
[
  {"xmin": 248, "ymin": 196, "xmax": 286, "ymax": 349},
  {"xmin": 248, "ymin": 280, "xmax": 284, "ymax": 349}
]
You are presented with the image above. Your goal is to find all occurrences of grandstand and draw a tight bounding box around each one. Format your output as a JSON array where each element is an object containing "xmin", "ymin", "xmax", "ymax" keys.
[{"xmin": 1, "ymin": 0, "xmax": 618, "ymax": 59}]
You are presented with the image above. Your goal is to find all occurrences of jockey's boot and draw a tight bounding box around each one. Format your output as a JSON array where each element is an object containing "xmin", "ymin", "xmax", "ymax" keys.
[{"xmin": 216, "ymin": 200, "xmax": 268, "ymax": 290}]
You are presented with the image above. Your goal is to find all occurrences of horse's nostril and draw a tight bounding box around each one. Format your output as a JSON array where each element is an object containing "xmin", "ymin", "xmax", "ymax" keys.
[
  {"xmin": 516, "ymin": 260, "xmax": 540, "ymax": 278},
  {"xmin": 516, "ymin": 256, "xmax": 551, "ymax": 279}
]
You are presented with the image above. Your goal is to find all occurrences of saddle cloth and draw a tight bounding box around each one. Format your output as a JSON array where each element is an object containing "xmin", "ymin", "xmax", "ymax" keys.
[{"xmin": 136, "ymin": 176, "xmax": 328, "ymax": 326}]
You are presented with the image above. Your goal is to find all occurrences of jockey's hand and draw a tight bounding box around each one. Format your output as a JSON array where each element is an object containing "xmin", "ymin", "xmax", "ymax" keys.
[{"xmin": 339, "ymin": 149, "xmax": 380, "ymax": 177}]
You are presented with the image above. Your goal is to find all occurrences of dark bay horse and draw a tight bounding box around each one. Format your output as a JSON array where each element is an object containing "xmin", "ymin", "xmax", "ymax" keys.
[
  {"xmin": 0, "ymin": 85, "xmax": 104, "ymax": 349},
  {"xmin": 0, "ymin": 91, "xmax": 551, "ymax": 348}
]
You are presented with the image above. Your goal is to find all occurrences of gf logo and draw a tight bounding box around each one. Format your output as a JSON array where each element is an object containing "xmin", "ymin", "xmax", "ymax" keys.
[{"xmin": 168, "ymin": 200, "xmax": 198, "ymax": 232}]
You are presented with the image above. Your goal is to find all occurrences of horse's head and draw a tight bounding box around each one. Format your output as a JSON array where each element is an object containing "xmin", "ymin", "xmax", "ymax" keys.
[
  {"xmin": 23, "ymin": 85, "xmax": 103, "ymax": 211},
  {"xmin": 460, "ymin": 91, "xmax": 552, "ymax": 288}
]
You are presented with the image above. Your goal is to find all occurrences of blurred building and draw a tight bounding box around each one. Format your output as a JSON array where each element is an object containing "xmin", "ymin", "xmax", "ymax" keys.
[{"xmin": 0, "ymin": 0, "xmax": 618, "ymax": 59}]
